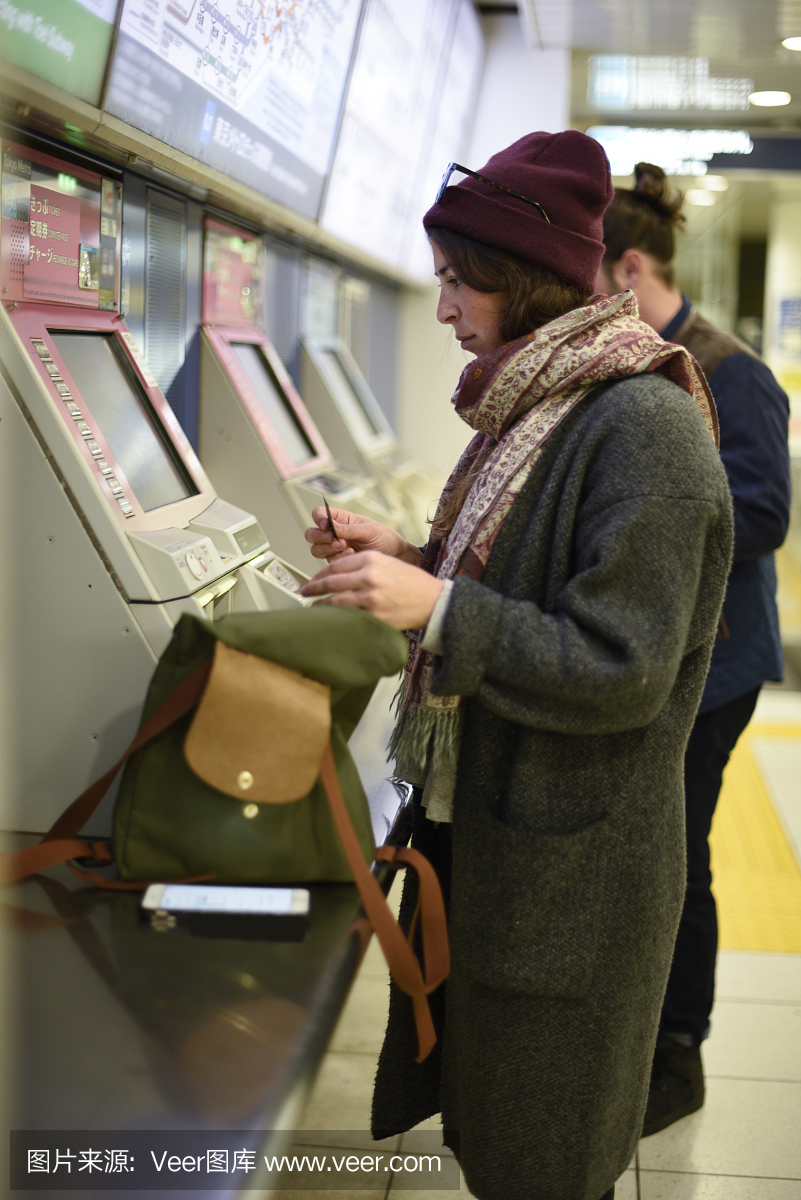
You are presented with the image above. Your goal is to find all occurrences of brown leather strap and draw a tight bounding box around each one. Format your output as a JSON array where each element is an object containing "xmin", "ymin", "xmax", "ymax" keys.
[
  {"xmin": 1, "ymin": 840, "xmax": 113, "ymax": 885},
  {"xmin": 0, "ymin": 659, "xmax": 213, "ymax": 887},
  {"xmin": 375, "ymin": 844, "xmax": 450, "ymax": 986},
  {"xmin": 319, "ymin": 744, "xmax": 449, "ymax": 1062}
]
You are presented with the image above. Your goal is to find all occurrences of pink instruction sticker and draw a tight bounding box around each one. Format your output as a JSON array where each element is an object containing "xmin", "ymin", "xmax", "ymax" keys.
[{"xmin": 24, "ymin": 185, "xmax": 94, "ymax": 307}]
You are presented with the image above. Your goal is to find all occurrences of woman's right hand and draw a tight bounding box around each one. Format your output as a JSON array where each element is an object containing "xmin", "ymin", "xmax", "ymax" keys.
[{"xmin": 305, "ymin": 507, "xmax": 423, "ymax": 565}]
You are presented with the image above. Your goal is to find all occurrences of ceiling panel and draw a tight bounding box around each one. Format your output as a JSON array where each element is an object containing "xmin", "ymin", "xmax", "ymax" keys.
[{"xmin": 477, "ymin": 0, "xmax": 801, "ymax": 130}]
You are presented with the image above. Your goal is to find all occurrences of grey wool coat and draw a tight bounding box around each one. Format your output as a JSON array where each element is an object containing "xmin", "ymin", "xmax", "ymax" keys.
[{"xmin": 372, "ymin": 374, "xmax": 733, "ymax": 1200}]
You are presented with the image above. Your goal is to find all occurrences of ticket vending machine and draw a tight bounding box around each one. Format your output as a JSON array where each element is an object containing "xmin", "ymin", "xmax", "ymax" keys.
[
  {"xmin": 301, "ymin": 338, "xmax": 441, "ymax": 544},
  {"xmin": 199, "ymin": 221, "xmax": 404, "ymax": 567},
  {"xmin": 0, "ymin": 140, "xmax": 305, "ymax": 834}
]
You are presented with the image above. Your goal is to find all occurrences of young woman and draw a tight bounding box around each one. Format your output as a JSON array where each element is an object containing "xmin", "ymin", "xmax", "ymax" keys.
[
  {"xmin": 596, "ymin": 164, "xmax": 791, "ymax": 1136},
  {"xmin": 300, "ymin": 132, "xmax": 733, "ymax": 1200}
]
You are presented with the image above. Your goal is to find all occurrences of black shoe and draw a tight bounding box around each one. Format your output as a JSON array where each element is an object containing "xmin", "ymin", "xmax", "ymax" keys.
[{"xmin": 641, "ymin": 1033, "xmax": 705, "ymax": 1137}]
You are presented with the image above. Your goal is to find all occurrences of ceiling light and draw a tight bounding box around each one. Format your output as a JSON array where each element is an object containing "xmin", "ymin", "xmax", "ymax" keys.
[
  {"xmin": 781, "ymin": 37, "xmax": 801, "ymax": 50},
  {"xmin": 748, "ymin": 90, "xmax": 792, "ymax": 106},
  {"xmin": 588, "ymin": 55, "xmax": 752, "ymax": 112},
  {"xmin": 686, "ymin": 190, "xmax": 718, "ymax": 206},
  {"xmin": 587, "ymin": 126, "xmax": 753, "ymax": 176}
]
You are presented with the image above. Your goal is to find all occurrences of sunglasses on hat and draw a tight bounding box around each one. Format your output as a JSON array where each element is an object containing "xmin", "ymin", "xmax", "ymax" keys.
[{"xmin": 436, "ymin": 162, "xmax": 551, "ymax": 223}]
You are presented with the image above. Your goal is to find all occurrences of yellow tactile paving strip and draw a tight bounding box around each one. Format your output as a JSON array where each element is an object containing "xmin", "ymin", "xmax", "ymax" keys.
[
  {"xmin": 710, "ymin": 724, "xmax": 801, "ymax": 953},
  {"xmin": 776, "ymin": 543, "xmax": 801, "ymax": 639}
]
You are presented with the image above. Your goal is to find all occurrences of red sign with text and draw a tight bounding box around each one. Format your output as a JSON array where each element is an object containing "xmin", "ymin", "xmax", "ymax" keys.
[
  {"xmin": 23, "ymin": 185, "xmax": 92, "ymax": 307},
  {"xmin": 211, "ymin": 247, "xmax": 256, "ymax": 326},
  {"xmin": 202, "ymin": 220, "xmax": 264, "ymax": 329}
]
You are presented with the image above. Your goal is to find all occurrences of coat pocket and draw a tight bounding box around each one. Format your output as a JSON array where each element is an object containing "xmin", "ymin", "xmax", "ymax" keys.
[{"xmin": 450, "ymin": 794, "xmax": 613, "ymax": 999}]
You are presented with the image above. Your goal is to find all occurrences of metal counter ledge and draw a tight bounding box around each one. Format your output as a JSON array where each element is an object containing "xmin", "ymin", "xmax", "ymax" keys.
[{"xmin": 1, "ymin": 676, "xmax": 410, "ymax": 1200}]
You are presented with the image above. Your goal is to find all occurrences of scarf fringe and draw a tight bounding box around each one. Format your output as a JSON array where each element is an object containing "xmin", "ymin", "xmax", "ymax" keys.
[{"xmin": 387, "ymin": 701, "xmax": 462, "ymax": 777}]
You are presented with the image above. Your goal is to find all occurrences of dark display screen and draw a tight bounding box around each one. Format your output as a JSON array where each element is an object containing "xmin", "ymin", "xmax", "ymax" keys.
[
  {"xmin": 231, "ymin": 342, "xmax": 316, "ymax": 467},
  {"xmin": 104, "ymin": 0, "xmax": 361, "ymax": 220},
  {"xmin": 322, "ymin": 349, "xmax": 380, "ymax": 441},
  {"xmin": 50, "ymin": 331, "xmax": 197, "ymax": 512}
]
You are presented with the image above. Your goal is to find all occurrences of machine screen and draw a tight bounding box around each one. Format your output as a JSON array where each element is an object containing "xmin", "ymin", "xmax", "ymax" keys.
[
  {"xmin": 49, "ymin": 331, "xmax": 197, "ymax": 512},
  {"xmin": 231, "ymin": 342, "xmax": 316, "ymax": 467},
  {"xmin": 321, "ymin": 349, "xmax": 380, "ymax": 442}
]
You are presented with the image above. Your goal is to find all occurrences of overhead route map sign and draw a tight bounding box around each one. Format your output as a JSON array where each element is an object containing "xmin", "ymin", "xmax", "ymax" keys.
[{"xmin": 105, "ymin": 0, "xmax": 362, "ymax": 218}]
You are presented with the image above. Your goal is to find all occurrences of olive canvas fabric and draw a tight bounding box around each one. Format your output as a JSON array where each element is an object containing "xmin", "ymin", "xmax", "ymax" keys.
[{"xmin": 112, "ymin": 607, "xmax": 408, "ymax": 883}]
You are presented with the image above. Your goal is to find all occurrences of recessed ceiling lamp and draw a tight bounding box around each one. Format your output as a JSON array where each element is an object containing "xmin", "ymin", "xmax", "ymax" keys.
[
  {"xmin": 748, "ymin": 90, "xmax": 792, "ymax": 106},
  {"xmin": 686, "ymin": 189, "xmax": 717, "ymax": 206},
  {"xmin": 781, "ymin": 37, "xmax": 801, "ymax": 50}
]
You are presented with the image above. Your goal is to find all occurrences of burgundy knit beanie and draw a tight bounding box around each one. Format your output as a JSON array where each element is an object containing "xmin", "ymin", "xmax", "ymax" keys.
[{"xmin": 423, "ymin": 130, "xmax": 613, "ymax": 292}]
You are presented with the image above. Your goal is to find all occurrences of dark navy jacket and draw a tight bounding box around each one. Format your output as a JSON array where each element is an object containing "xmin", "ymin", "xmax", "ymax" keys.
[{"xmin": 661, "ymin": 296, "xmax": 791, "ymax": 712}]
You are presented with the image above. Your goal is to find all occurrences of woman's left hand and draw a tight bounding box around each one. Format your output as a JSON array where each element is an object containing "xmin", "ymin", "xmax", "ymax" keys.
[{"xmin": 299, "ymin": 551, "xmax": 444, "ymax": 631}]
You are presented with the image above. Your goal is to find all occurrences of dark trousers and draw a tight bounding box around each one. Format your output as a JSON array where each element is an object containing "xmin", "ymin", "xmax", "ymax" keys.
[{"xmin": 660, "ymin": 686, "xmax": 761, "ymax": 1043}]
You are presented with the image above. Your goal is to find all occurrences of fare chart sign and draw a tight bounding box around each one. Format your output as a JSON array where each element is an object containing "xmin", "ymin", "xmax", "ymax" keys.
[
  {"xmin": 1, "ymin": 142, "xmax": 121, "ymax": 309},
  {"xmin": 23, "ymin": 184, "xmax": 84, "ymax": 305},
  {"xmin": 105, "ymin": 0, "xmax": 362, "ymax": 219}
]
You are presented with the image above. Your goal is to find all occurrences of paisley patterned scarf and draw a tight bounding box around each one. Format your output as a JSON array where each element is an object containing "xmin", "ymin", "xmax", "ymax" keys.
[{"xmin": 389, "ymin": 291, "xmax": 718, "ymax": 784}]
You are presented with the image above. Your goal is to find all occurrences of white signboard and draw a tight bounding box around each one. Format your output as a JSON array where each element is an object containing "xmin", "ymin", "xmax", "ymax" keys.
[{"xmin": 321, "ymin": 0, "xmax": 483, "ymax": 279}]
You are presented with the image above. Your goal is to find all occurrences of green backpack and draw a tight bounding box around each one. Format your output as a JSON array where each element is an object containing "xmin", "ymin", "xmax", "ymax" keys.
[
  {"xmin": 2, "ymin": 606, "xmax": 448, "ymax": 1061},
  {"xmin": 112, "ymin": 607, "xmax": 406, "ymax": 883}
]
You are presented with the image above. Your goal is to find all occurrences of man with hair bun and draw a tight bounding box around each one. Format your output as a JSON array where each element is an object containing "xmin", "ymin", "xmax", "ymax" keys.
[{"xmin": 597, "ymin": 162, "xmax": 791, "ymax": 1138}]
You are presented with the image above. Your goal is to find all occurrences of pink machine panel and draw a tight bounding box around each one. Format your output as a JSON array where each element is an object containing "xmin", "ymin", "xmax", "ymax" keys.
[
  {"xmin": 203, "ymin": 217, "xmax": 264, "ymax": 330},
  {"xmin": 1, "ymin": 139, "xmax": 120, "ymax": 311},
  {"xmin": 6, "ymin": 303, "xmax": 216, "ymax": 529},
  {"xmin": 202, "ymin": 219, "xmax": 333, "ymax": 480},
  {"xmin": 205, "ymin": 325, "xmax": 332, "ymax": 481},
  {"xmin": 1, "ymin": 140, "xmax": 218, "ymax": 532}
]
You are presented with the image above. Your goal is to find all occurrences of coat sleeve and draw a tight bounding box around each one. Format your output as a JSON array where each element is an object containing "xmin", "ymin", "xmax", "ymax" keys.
[
  {"xmin": 708, "ymin": 353, "xmax": 791, "ymax": 562},
  {"xmin": 430, "ymin": 449, "xmax": 733, "ymax": 737}
]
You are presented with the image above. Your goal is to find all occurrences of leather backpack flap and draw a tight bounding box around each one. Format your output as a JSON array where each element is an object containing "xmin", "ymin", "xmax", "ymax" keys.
[{"xmin": 184, "ymin": 641, "xmax": 332, "ymax": 803}]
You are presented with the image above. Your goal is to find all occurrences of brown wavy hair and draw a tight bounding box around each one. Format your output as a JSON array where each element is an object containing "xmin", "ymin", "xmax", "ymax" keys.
[
  {"xmin": 428, "ymin": 225, "xmax": 590, "ymax": 344},
  {"xmin": 601, "ymin": 163, "xmax": 686, "ymax": 286},
  {"xmin": 427, "ymin": 226, "xmax": 591, "ymax": 540}
]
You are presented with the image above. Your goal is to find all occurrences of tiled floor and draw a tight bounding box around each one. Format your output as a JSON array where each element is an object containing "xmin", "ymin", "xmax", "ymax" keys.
[{"xmin": 265, "ymin": 687, "xmax": 801, "ymax": 1200}]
